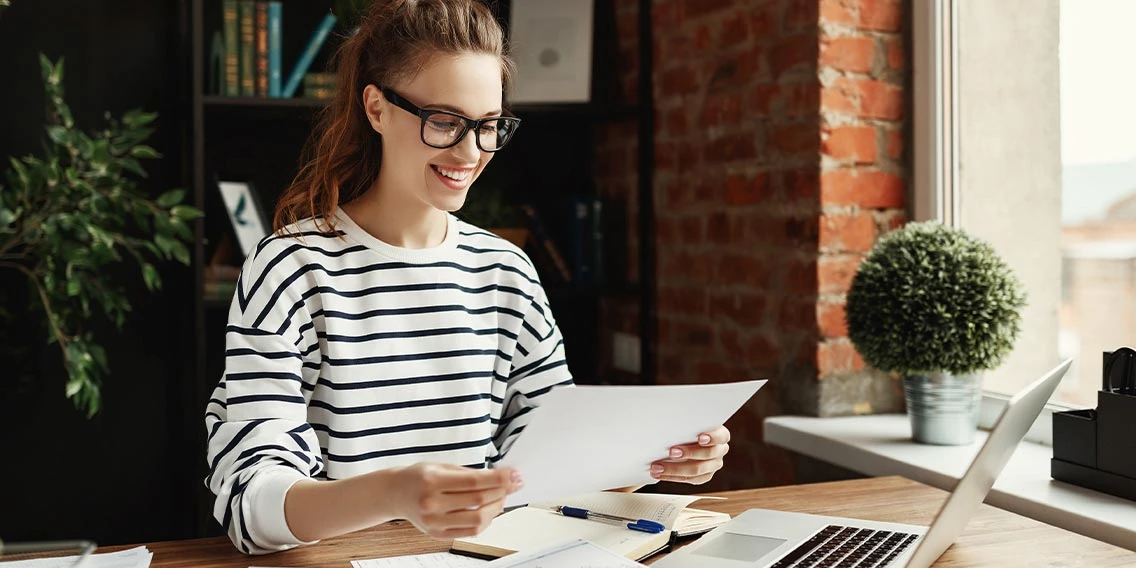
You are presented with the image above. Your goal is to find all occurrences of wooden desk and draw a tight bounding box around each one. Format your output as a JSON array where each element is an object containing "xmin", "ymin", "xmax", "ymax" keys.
[{"xmin": 107, "ymin": 476, "xmax": 1132, "ymax": 567}]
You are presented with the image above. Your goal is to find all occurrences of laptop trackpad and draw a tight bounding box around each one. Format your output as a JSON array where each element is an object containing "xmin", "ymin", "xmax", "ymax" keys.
[{"xmin": 692, "ymin": 532, "xmax": 787, "ymax": 562}]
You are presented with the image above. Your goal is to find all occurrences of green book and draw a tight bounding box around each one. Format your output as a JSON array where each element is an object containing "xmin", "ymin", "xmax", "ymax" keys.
[
  {"xmin": 222, "ymin": 0, "xmax": 238, "ymax": 96},
  {"xmin": 238, "ymin": 0, "xmax": 255, "ymax": 97}
]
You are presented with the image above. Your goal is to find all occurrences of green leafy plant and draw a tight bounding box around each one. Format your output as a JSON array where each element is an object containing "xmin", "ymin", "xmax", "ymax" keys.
[
  {"xmin": 845, "ymin": 221, "xmax": 1027, "ymax": 375},
  {"xmin": 0, "ymin": 55, "xmax": 202, "ymax": 417}
]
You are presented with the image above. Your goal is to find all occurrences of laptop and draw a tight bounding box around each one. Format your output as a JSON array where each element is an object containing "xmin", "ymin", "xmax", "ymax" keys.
[{"xmin": 655, "ymin": 358, "xmax": 1073, "ymax": 568}]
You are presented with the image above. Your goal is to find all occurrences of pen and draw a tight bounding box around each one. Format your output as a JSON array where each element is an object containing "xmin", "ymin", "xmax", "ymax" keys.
[{"xmin": 553, "ymin": 506, "xmax": 666, "ymax": 534}]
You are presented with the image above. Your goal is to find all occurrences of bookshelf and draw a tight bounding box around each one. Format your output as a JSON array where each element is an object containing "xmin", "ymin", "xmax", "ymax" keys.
[{"xmin": 188, "ymin": 0, "xmax": 655, "ymax": 535}]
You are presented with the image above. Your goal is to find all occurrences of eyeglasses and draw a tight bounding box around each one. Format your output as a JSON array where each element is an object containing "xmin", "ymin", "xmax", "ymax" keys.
[{"xmin": 382, "ymin": 88, "xmax": 521, "ymax": 152}]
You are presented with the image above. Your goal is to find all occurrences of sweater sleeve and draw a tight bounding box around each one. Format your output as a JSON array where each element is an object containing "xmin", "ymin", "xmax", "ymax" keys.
[
  {"xmin": 204, "ymin": 239, "xmax": 324, "ymax": 555},
  {"xmin": 493, "ymin": 283, "xmax": 575, "ymax": 458}
]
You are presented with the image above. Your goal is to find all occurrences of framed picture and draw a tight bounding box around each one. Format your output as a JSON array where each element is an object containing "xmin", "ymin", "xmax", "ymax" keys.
[
  {"xmin": 508, "ymin": 0, "xmax": 594, "ymax": 104},
  {"xmin": 216, "ymin": 180, "xmax": 270, "ymax": 258}
]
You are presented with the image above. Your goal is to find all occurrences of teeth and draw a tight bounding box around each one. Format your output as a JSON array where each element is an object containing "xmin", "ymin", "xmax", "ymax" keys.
[{"xmin": 435, "ymin": 166, "xmax": 471, "ymax": 181}]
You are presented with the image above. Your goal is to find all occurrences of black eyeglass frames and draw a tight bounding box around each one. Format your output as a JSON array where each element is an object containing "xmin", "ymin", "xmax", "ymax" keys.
[{"xmin": 381, "ymin": 88, "xmax": 521, "ymax": 153}]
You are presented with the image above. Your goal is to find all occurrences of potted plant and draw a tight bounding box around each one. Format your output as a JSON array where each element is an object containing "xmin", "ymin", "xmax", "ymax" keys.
[
  {"xmin": 1, "ymin": 55, "xmax": 201, "ymax": 417},
  {"xmin": 845, "ymin": 221, "xmax": 1026, "ymax": 445}
]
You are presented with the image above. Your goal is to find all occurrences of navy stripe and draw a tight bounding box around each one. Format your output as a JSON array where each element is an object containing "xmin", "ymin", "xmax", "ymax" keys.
[
  {"xmin": 208, "ymin": 397, "xmax": 228, "ymax": 409},
  {"xmin": 225, "ymin": 348, "xmax": 300, "ymax": 360},
  {"xmin": 224, "ymin": 371, "xmax": 302, "ymax": 383},
  {"xmin": 241, "ymin": 239, "xmax": 362, "ymax": 311},
  {"xmin": 313, "ymin": 304, "xmax": 524, "ymax": 323},
  {"xmin": 226, "ymin": 325, "xmax": 277, "ymax": 337},
  {"xmin": 208, "ymin": 420, "xmax": 266, "ymax": 473},
  {"xmin": 324, "ymin": 348, "xmax": 501, "ymax": 367},
  {"xmin": 312, "ymin": 414, "xmax": 491, "ymax": 439},
  {"xmin": 493, "ymin": 405, "xmax": 533, "ymax": 432},
  {"xmin": 321, "ymin": 326, "xmax": 518, "ymax": 343},
  {"xmin": 527, "ymin": 377, "xmax": 573, "ymax": 398},
  {"xmin": 312, "ymin": 370, "xmax": 497, "ymax": 391},
  {"xmin": 456, "ymin": 242, "xmax": 533, "ymax": 268},
  {"xmin": 228, "ymin": 394, "xmax": 307, "ymax": 405},
  {"xmin": 309, "ymin": 392, "xmax": 490, "ymax": 415},
  {"xmin": 326, "ymin": 438, "xmax": 491, "ymax": 463},
  {"xmin": 512, "ymin": 339, "xmax": 565, "ymax": 379}
]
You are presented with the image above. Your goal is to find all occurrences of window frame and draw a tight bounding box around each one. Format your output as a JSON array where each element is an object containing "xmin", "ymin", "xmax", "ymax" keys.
[{"xmin": 912, "ymin": 0, "xmax": 1072, "ymax": 446}]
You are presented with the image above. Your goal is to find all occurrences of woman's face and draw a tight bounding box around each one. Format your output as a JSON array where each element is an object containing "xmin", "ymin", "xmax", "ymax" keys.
[{"xmin": 367, "ymin": 53, "xmax": 504, "ymax": 214}]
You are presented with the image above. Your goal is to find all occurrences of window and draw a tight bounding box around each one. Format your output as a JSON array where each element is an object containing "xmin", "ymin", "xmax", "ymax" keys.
[{"xmin": 916, "ymin": 0, "xmax": 1136, "ymax": 421}]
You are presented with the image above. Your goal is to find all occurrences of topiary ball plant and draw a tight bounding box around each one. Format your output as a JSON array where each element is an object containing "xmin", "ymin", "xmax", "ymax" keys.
[{"xmin": 846, "ymin": 221, "xmax": 1027, "ymax": 375}]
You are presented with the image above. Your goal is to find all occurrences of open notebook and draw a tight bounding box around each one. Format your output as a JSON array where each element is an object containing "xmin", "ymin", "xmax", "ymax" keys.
[{"xmin": 451, "ymin": 492, "xmax": 731, "ymax": 562}]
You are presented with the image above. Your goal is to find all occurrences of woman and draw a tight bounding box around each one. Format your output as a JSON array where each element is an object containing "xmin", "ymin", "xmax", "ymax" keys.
[{"xmin": 205, "ymin": 0, "xmax": 731, "ymax": 555}]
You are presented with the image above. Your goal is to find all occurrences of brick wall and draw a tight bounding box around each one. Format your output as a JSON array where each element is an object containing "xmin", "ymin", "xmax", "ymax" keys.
[{"xmin": 593, "ymin": 0, "xmax": 908, "ymax": 491}]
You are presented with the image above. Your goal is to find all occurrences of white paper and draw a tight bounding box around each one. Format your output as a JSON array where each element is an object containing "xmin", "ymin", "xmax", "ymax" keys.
[
  {"xmin": 508, "ymin": 0, "xmax": 594, "ymax": 103},
  {"xmin": 349, "ymin": 552, "xmax": 487, "ymax": 568},
  {"xmin": 0, "ymin": 546, "xmax": 151, "ymax": 568},
  {"xmin": 484, "ymin": 539, "xmax": 643, "ymax": 567},
  {"xmin": 499, "ymin": 380, "xmax": 765, "ymax": 507}
]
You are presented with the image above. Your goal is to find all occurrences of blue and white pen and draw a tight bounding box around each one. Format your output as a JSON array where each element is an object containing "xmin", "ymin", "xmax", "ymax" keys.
[{"xmin": 553, "ymin": 506, "xmax": 667, "ymax": 534}]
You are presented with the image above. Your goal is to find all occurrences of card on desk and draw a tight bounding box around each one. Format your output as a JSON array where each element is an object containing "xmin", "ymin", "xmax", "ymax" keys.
[{"xmin": 450, "ymin": 491, "xmax": 731, "ymax": 562}]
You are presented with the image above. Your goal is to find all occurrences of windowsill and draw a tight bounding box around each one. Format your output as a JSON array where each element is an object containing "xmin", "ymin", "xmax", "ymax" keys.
[{"xmin": 763, "ymin": 414, "xmax": 1136, "ymax": 551}]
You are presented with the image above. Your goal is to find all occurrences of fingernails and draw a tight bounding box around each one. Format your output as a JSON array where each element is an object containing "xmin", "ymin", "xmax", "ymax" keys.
[
  {"xmin": 699, "ymin": 434, "xmax": 712, "ymax": 445},
  {"xmin": 669, "ymin": 447, "xmax": 683, "ymax": 458},
  {"xmin": 651, "ymin": 464, "xmax": 665, "ymax": 476}
]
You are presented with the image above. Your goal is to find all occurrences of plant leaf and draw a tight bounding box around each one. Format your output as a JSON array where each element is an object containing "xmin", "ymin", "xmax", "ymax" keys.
[
  {"xmin": 142, "ymin": 263, "xmax": 160, "ymax": 291},
  {"xmin": 157, "ymin": 189, "xmax": 186, "ymax": 208},
  {"xmin": 130, "ymin": 145, "xmax": 161, "ymax": 159}
]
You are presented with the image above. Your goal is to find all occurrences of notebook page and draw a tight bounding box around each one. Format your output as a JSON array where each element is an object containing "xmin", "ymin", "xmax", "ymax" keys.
[
  {"xmin": 457, "ymin": 507, "xmax": 660, "ymax": 558},
  {"xmin": 484, "ymin": 539, "xmax": 644, "ymax": 568},
  {"xmin": 349, "ymin": 552, "xmax": 487, "ymax": 567},
  {"xmin": 528, "ymin": 492, "xmax": 718, "ymax": 529}
]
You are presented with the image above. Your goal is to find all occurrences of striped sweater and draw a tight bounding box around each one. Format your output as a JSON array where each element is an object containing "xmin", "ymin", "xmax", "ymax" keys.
[{"xmin": 204, "ymin": 208, "xmax": 574, "ymax": 554}]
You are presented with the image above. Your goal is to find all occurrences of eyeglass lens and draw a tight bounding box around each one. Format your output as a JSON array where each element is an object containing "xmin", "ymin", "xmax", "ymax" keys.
[{"xmin": 422, "ymin": 113, "xmax": 517, "ymax": 151}]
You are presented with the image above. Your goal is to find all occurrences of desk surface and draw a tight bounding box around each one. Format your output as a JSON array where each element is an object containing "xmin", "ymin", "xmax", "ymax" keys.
[{"xmin": 108, "ymin": 476, "xmax": 1132, "ymax": 567}]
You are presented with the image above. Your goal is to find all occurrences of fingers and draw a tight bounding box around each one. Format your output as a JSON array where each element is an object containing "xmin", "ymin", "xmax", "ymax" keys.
[
  {"xmin": 423, "ymin": 465, "xmax": 521, "ymax": 494},
  {"xmin": 421, "ymin": 496, "xmax": 508, "ymax": 538},
  {"xmin": 666, "ymin": 441, "xmax": 730, "ymax": 461},
  {"xmin": 698, "ymin": 425, "xmax": 731, "ymax": 446},
  {"xmin": 651, "ymin": 457, "xmax": 724, "ymax": 481}
]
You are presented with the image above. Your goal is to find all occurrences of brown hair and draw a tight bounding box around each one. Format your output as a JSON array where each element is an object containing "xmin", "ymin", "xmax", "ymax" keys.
[{"xmin": 273, "ymin": 0, "xmax": 515, "ymax": 234}]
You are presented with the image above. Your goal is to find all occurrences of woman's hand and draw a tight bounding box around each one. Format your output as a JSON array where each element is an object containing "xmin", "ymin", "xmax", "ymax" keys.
[
  {"xmin": 392, "ymin": 463, "xmax": 523, "ymax": 539},
  {"xmin": 650, "ymin": 425, "xmax": 731, "ymax": 485}
]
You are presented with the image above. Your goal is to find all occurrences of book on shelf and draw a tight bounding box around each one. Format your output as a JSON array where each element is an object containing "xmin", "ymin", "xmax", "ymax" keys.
[
  {"xmin": 222, "ymin": 0, "xmax": 238, "ymax": 96},
  {"xmin": 282, "ymin": 12, "xmax": 337, "ymax": 98},
  {"xmin": 254, "ymin": 1, "xmax": 268, "ymax": 97},
  {"xmin": 451, "ymin": 490, "xmax": 731, "ymax": 563},
  {"xmin": 237, "ymin": 0, "xmax": 255, "ymax": 96}
]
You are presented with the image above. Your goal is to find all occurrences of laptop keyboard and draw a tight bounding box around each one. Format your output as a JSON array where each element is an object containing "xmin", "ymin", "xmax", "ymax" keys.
[{"xmin": 769, "ymin": 525, "xmax": 920, "ymax": 568}]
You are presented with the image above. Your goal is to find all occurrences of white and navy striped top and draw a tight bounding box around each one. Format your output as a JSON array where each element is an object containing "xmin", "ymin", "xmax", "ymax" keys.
[{"xmin": 204, "ymin": 208, "xmax": 573, "ymax": 554}]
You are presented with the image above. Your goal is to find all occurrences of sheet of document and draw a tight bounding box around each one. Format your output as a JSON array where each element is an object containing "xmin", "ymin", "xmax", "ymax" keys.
[
  {"xmin": 484, "ymin": 539, "xmax": 644, "ymax": 567},
  {"xmin": 349, "ymin": 552, "xmax": 487, "ymax": 568},
  {"xmin": 0, "ymin": 546, "xmax": 151, "ymax": 568},
  {"xmin": 499, "ymin": 380, "xmax": 765, "ymax": 507}
]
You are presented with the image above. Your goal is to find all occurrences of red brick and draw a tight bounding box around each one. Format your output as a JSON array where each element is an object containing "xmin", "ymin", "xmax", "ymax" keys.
[
  {"xmin": 662, "ymin": 66, "xmax": 700, "ymax": 96},
  {"xmin": 748, "ymin": 84, "xmax": 779, "ymax": 116},
  {"xmin": 707, "ymin": 132, "xmax": 758, "ymax": 162},
  {"xmin": 818, "ymin": 302, "xmax": 848, "ymax": 338},
  {"xmin": 743, "ymin": 334, "xmax": 780, "ymax": 366},
  {"xmin": 655, "ymin": 140, "xmax": 677, "ymax": 171},
  {"xmin": 707, "ymin": 211, "xmax": 731, "ymax": 244},
  {"xmin": 770, "ymin": 123, "xmax": 818, "ymax": 155},
  {"xmin": 709, "ymin": 291, "xmax": 768, "ymax": 328},
  {"xmin": 785, "ymin": 81, "xmax": 820, "ymax": 118},
  {"xmin": 752, "ymin": 4, "xmax": 775, "ymax": 36},
  {"xmin": 784, "ymin": 258, "xmax": 817, "ymax": 293},
  {"xmin": 781, "ymin": 167, "xmax": 820, "ymax": 202},
  {"xmin": 772, "ymin": 35, "xmax": 817, "ymax": 77},
  {"xmin": 680, "ymin": 216, "xmax": 705, "ymax": 243},
  {"xmin": 822, "ymin": 125, "xmax": 878, "ymax": 163},
  {"xmin": 652, "ymin": 0, "xmax": 684, "ymax": 29},
  {"xmin": 817, "ymin": 340, "xmax": 865, "ymax": 376},
  {"xmin": 716, "ymin": 252, "xmax": 772, "ymax": 288},
  {"xmin": 818, "ymin": 254, "xmax": 863, "ymax": 295},
  {"xmin": 858, "ymin": 79, "xmax": 904, "ymax": 120},
  {"xmin": 701, "ymin": 92, "xmax": 744, "ymax": 128},
  {"xmin": 780, "ymin": 300, "xmax": 818, "ymax": 331},
  {"xmin": 858, "ymin": 0, "xmax": 903, "ymax": 31},
  {"xmin": 659, "ymin": 286, "xmax": 707, "ymax": 317},
  {"xmin": 785, "ymin": 0, "xmax": 820, "ymax": 31},
  {"xmin": 821, "ymin": 83, "xmax": 858, "ymax": 114},
  {"xmin": 720, "ymin": 15, "xmax": 750, "ymax": 47},
  {"xmin": 664, "ymin": 107, "xmax": 688, "ymax": 137},
  {"xmin": 693, "ymin": 23, "xmax": 713, "ymax": 52},
  {"xmin": 820, "ymin": 36, "xmax": 875, "ymax": 74},
  {"xmin": 820, "ymin": 169, "xmax": 905, "ymax": 208},
  {"xmin": 663, "ymin": 178, "xmax": 696, "ymax": 208},
  {"xmin": 886, "ymin": 35, "xmax": 904, "ymax": 71},
  {"xmin": 820, "ymin": 212, "xmax": 877, "ymax": 252},
  {"xmin": 820, "ymin": 0, "xmax": 856, "ymax": 26},
  {"xmin": 725, "ymin": 171, "xmax": 770, "ymax": 205}
]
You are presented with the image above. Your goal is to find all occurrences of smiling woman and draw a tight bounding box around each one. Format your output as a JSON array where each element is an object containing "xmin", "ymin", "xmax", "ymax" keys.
[{"xmin": 204, "ymin": 0, "xmax": 730, "ymax": 557}]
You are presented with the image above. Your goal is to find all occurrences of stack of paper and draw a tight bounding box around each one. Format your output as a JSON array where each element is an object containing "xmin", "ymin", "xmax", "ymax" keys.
[{"xmin": 0, "ymin": 546, "xmax": 151, "ymax": 567}]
